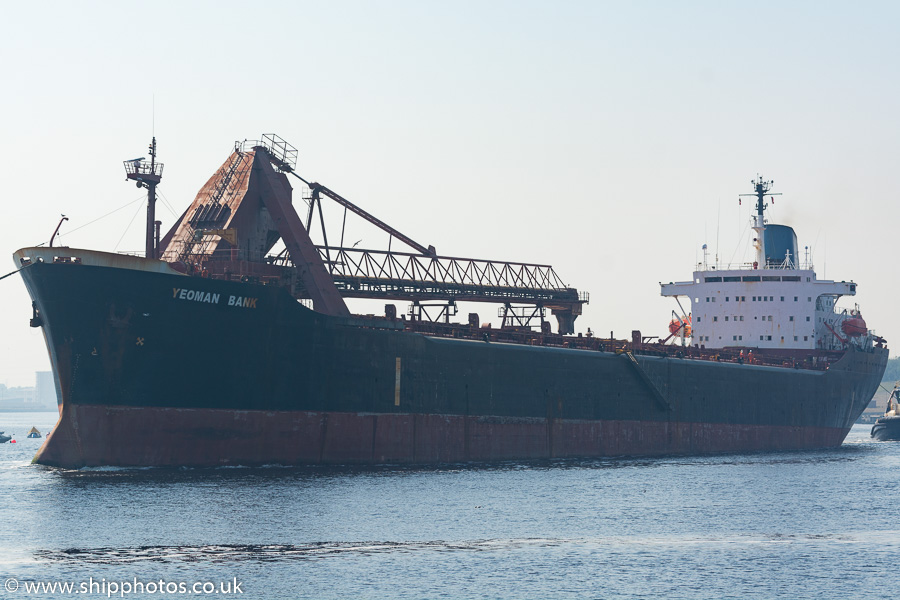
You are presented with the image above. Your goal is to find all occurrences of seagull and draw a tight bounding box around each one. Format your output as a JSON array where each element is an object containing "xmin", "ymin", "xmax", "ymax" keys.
[{"xmin": 352, "ymin": 240, "xmax": 362, "ymax": 248}]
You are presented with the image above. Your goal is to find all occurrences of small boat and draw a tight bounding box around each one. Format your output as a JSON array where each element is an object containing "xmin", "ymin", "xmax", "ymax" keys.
[
  {"xmin": 0, "ymin": 431, "xmax": 10, "ymax": 444},
  {"xmin": 26, "ymin": 427, "xmax": 41, "ymax": 439},
  {"xmin": 872, "ymin": 386, "xmax": 900, "ymax": 441}
]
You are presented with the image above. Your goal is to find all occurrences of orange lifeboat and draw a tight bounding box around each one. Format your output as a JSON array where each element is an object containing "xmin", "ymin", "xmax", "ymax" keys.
[
  {"xmin": 841, "ymin": 315, "xmax": 867, "ymax": 337},
  {"xmin": 669, "ymin": 316, "xmax": 692, "ymax": 337}
]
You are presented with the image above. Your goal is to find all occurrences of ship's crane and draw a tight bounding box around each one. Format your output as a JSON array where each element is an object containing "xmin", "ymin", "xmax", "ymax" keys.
[{"xmin": 159, "ymin": 134, "xmax": 588, "ymax": 334}]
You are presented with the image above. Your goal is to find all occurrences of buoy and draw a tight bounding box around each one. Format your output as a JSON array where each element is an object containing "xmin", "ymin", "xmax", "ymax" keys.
[{"xmin": 10, "ymin": 439, "xmax": 16, "ymax": 444}]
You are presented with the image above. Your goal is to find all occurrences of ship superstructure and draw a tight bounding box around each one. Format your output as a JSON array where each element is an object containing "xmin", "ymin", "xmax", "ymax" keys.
[{"xmin": 662, "ymin": 176, "xmax": 877, "ymax": 353}]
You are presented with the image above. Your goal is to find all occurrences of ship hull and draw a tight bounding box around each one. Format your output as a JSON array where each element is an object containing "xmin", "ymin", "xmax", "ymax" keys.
[
  {"xmin": 38, "ymin": 403, "xmax": 857, "ymax": 467},
  {"xmin": 871, "ymin": 416, "xmax": 900, "ymax": 441},
  {"xmin": 17, "ymin": 249, "xmax": 888, "ymax": 468}
]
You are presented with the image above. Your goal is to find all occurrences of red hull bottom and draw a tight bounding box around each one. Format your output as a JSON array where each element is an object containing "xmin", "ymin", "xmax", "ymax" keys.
[{"xmin": 33, "ymin": 404, "xmax": 851, "ymax": 468}]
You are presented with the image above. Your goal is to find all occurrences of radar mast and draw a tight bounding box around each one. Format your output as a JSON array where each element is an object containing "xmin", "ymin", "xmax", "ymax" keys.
[
  {"xmin": 739, "ymin": 175, "xmax": 781, "ymax": 268},
  {"xmin": 124, "ymin": 138, "xmax": 164, "ymax": 259}
]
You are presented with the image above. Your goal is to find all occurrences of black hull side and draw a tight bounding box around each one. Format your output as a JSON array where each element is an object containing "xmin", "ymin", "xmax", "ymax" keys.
[
  {"xmin": 17, "ymin": 253, "xmax": 888, "ymax": 467},
  {"xmin": 871, "ymin": 416, "xmax": 900, "ymax": 441}
]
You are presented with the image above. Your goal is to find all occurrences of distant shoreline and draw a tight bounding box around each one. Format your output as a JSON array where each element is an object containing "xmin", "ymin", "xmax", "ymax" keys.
[{"xmin": 0, "ymin": 409, "xmax": 58, "ymax": 413}]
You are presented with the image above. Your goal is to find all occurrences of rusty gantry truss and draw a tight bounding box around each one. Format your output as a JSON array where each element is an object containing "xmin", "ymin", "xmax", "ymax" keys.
[{"xmin": 159, "ymin": 135, "xmax": 588, "ymax": 333}]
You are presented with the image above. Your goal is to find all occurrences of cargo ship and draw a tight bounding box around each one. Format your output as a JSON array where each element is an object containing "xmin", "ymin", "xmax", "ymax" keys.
[{"xmin": 15, "ymin": 136, "xmax": 888, "ymax": 467}]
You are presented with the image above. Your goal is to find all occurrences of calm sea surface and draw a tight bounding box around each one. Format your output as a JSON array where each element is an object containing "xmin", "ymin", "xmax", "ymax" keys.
[{"xmin": 0, "ymin": 411, "xmax": 898, "ymax": 599}]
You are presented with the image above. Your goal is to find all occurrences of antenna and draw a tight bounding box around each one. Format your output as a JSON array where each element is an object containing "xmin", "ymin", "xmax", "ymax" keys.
[
  {"xmin": 738, "ymin": 175, "xmax": 782, "ymax": 268},
  {"xmin": 716, "ymin": 197, "xmax": 720, "ymax": 268}
]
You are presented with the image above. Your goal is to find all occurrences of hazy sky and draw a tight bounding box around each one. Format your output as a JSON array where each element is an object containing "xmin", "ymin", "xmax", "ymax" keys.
[{"xmin": 1, "ymin": 1, "xmax": 898, "ymax": 386}]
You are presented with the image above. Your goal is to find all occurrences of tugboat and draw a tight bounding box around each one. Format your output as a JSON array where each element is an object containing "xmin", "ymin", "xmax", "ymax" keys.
[{"xmin": 871, "ymin": 386, "xmax": 900, "ymax": 440}]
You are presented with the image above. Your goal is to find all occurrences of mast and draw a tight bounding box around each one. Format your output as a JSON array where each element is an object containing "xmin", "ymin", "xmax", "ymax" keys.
[
  {"xmin": 739, "ymin": 175, "xmax": 780, "ymax": 268},
  {"xmin": 124, "ymin": 138, "xmax": 164, "ymax": 259},
  {"xmin": 146, "ymin": 138, "xmax": 158, "ymax": 259}
]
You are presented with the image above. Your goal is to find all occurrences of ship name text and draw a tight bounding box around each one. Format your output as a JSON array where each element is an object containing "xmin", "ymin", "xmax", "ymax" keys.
[{"xmin": 171, "ymin": 288, "xmax": 257, "ymax": 308}]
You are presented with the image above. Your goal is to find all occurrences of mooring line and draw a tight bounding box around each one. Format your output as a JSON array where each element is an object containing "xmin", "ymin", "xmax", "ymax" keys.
[{"xmin": 0, "ymin": 261, "xmax": 35, "ymax": 283}]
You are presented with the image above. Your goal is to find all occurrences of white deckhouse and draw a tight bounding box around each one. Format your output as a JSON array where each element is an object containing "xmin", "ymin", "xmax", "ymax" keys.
[{"xmin": 661, "ymin": 177, "xmax": 867, "ymax": 352}]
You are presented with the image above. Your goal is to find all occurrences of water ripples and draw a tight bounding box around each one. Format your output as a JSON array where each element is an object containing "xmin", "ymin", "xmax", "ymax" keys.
[{"xmin": 36, "ymin": 530, "xmax": 899, "ymax": 565}]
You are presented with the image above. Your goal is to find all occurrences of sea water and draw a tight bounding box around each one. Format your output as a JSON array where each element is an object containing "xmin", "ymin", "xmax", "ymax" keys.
[{"xmin": 0, "ymin": 411, "xmax": 897, "ymax": 599}]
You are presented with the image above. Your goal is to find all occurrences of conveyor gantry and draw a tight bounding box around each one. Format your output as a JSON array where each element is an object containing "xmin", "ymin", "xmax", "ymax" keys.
[{"xmin": 160, "ymin": 134, "xmax": 588, "ymax": 334}]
